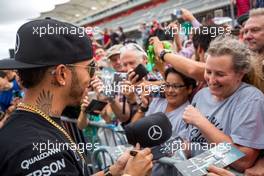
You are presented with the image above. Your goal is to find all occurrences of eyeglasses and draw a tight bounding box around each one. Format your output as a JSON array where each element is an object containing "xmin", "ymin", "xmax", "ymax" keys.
[
  {"xmin": 66, "ymin": 61, "xmax": 97, "ymax": 77},
  {"xmin": 164, "ymin": 83, "xmax": 186, "ymax": 90}
]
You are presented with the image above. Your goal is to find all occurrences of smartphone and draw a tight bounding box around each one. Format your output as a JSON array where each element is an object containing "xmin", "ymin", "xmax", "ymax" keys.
[
  {"xmin": 175, "ymin": 9, "xmax": 182, "ymax": 18},
  {"xmin": 133, "ymin": 64, "xmax": 148, "ymax": 82},
  {"xmin": 171, "ymin": 9, "xmax": 184, "ymax": 24},
  {"xmin": 85, "ymin": 99, "xmax": 107, "ymax": 115},
  {"xmin": 151, "ymin": 137, "xmax": 184, "ymax": 160}
]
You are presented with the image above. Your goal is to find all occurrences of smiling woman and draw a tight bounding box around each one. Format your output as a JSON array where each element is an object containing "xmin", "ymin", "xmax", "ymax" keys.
[
  {"xmin": 204, "ymin": 37, "xmax": 251, "ymax": 101},
  {"xmin": 181, "ymin": 36, "xmax": 264, "ymax": 173}
]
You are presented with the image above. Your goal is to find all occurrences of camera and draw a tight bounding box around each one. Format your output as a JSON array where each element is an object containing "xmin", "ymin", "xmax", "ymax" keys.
[
  {"xmin": 99, "ymin": 68, "xmax": 126, "ymax": 97},
  {"xmin": 149, "ymin": 85, "xmax": 165, "ymax": 98},
  {"xmin": 171, "ymin": 9, "xmax": 184, "ymax": 24},
  {"xmin": 113, "ymin": 72, "xmax": 127, "ymax": 83}
]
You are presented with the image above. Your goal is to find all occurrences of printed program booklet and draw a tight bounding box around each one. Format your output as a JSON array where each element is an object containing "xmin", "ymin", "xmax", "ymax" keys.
[{"xmin": 174, "ymin": 142, "xmax": 245, "ymax": 176}]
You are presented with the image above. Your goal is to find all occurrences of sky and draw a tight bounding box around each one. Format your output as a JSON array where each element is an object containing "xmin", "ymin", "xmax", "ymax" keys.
[{"xmin": 0, "ymin": 0, "xmax": 70, "ymax": 59}]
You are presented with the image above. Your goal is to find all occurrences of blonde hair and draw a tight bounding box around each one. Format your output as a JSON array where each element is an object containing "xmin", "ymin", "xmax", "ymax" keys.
[
  {"xmin": 207, "ymin": 36, "xmax": 251, "ymax": 73},
  {"xmin": 249, "ymin": 8, "xmax": 264, "ymax": 17}
]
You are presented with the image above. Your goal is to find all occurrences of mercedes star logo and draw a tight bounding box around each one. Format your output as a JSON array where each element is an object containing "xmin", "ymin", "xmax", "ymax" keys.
[
  {"xmin": 15, "ymin": 33, "xmax": 20, "ymax": 54},
  {"xmin": 148, "ymin": 125, "xmax": 162, "ymax": 140}
]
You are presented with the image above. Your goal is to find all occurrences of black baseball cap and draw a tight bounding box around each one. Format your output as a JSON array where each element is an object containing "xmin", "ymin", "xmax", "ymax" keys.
[
  {"xmin": 0, "ymin": 18, "xmax": 93, "ymax": 70},
  {"xmin": 237, "ymin": 12, "xmax": 249, "ymax": 26}
]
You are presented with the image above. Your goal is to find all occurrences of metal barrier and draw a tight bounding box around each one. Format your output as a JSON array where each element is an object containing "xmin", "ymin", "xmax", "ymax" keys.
[
  {"xmin": 86, "ymin": 121, "xmax": 128, "ymax": 172},
  {"xmin": 91, "ymin": 148, "xmax": 115, "ymax": 171},
  {"xmin": 60, "ymin": 116, "xmax": 94, "ymax": 174},
  {"xmin": 60, "ymin": 116, "xmax": 128, "ymax": 173},
  {"xmin": 88, "ymin": 121, "xmax": 127, "ymax": 146}
]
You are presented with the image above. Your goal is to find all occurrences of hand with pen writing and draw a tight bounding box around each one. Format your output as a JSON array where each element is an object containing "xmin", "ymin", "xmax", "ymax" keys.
[
  {"xmin": 108, "ymin": 143, "xmax": 153, "ymax": 176},
  {"xmin": 183, "ymin": 104, "xmax": 207, "ymax": 127},
  {"xmin": 124, "ymin": 143, "xmax": 153, "ymax": 176}
]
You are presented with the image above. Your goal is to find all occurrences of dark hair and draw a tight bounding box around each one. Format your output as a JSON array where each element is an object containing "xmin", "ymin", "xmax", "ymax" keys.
[
  {"xmin": 0, "ymin": 71, "xmax": 7, "ymax": 78},
  {"xmin": 17, "ymin": 67, "xmax": 50, "ymax": 88},
  {"xmin": 118, "ymin": 26, "xmax": 123, "ymax": 32},
  {"xmin": 123, "ymin": 39, "xmax": 137, "ymax": 45},
  {"xmin": 164, "ymin": 67, "xmax": 196, "ymax": 89},
  {"xmin": 192, "ymin": 25, "xmax": 220, "ymax": 52}
]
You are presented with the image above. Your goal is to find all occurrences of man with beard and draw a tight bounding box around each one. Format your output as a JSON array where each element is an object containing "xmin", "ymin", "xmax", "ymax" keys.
[
  {"xmin": 242, "ymin": 8, "xmax": 264, "ymax": 176},
  {"xmin": 243, "ymin": 8, "xmax": 264, "ymax": 94},
  {"xmin": 0, "ymin": 18, "xmax": 153, "ymax": 176}
]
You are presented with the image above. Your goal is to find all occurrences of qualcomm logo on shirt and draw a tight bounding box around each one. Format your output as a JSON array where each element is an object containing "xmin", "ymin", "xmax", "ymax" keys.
[
  {"xmin": 25, "ymin": 158, "xmax": 66, "ymax": 176},
  {"xmin": 21, "ymin": 149, "xmax": 61, "ymax": 170}
]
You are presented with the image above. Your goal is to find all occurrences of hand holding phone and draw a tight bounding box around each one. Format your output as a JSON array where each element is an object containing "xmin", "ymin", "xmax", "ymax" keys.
[
  {"xmin": 175, "ymin": 9, "xmax": 182, "ymax": 18},
  {"xmin": 85, "ymin": 99, "xmax": 107, "ymax": 115},
  {"xmin": 128, "ymin": 64, "xmax": 149, "ymax": 84}
]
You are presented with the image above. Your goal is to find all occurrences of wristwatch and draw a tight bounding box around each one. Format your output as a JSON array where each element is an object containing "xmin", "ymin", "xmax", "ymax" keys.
[
  {"xmin": 159, "ymin": 49, "xmax": 171, "ymax": 62},
  {"xmin": 138, "ymin": 103, "xmax": 149, "ymax": 113},
  {"xmin": 103, "ymin": 166, "xmax": 112, "ymax": 176}
]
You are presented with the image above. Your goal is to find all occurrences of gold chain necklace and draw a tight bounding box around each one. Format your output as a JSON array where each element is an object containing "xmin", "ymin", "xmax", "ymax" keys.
[{"xmin": 17, "ymin": 102, "xmax": 85, "ymax": 161}]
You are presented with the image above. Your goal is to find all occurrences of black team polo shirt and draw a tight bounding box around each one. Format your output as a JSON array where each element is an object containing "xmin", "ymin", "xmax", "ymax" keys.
[{"xmin": 0, "ymin": 110, "xmax": 89, "ymax": 176}]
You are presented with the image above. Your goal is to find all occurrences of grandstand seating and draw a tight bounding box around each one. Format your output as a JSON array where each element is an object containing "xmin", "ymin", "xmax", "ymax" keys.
[{"xmin": 87, "ymin": 0, "xmax": 230, "ymax": 39}]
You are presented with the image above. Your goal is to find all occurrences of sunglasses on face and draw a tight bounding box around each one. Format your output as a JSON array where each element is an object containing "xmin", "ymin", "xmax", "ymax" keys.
[{"xmin": 66, "ymin": 60, "xmax": 97, "ymax": 78}]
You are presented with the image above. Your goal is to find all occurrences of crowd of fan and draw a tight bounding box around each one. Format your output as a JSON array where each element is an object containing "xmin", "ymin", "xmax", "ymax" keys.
[{"xmin": 1, "ymin": 5, "xmax": 264, "ymax": 176}]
